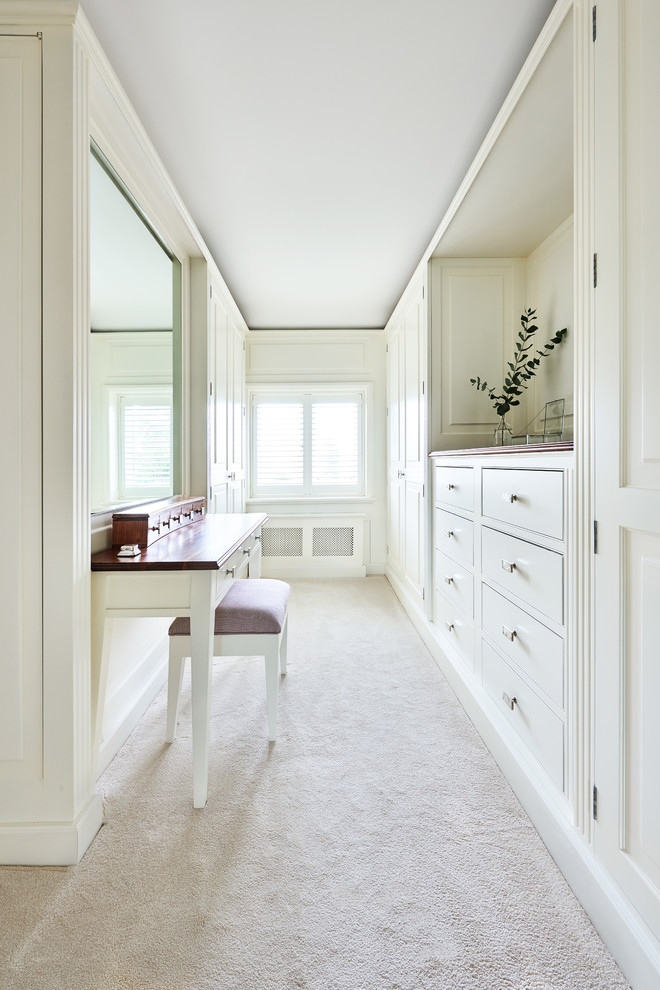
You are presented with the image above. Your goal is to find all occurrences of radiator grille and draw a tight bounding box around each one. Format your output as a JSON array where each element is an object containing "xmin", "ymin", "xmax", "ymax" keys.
[
  {"xmin": 261, "ymin": 526, "xmax": 303, "ymax": 557},
  {"xmin": 312, "ymin": 526, "xmax": 354, "ymax": 557}
]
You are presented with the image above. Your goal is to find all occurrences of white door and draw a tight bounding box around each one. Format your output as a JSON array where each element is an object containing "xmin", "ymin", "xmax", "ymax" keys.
[{"xmin": 593, "ymin": 0, "xmax": 660, "ymax": 942}]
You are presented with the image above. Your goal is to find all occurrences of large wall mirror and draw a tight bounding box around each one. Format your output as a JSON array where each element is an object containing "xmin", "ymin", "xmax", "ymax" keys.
[{"xmin": 89, "ymin": 142, "xmax": 182, "ymax": 513}]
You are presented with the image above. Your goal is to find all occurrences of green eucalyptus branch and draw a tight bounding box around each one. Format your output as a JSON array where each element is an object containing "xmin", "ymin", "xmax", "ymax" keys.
[{"xmin": 469, "ymin": 308, "xmax": 568, "ymax": 417}]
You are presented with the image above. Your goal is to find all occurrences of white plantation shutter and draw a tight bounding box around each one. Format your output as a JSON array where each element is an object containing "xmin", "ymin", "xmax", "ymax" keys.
[
  {"xmin": 311, "ymin": 398, "xmax": 359, "ymax": 489},
  {"xmin": 255, "ymin": 400, "xmax": 304, "ymax": 491},
  {"xmin": 251, "ymin": 390, "xmax": 365, "ymax": 497},
  {"xmin": 120, "ymin": 394, "xmax": 172, "ymax": 497}
]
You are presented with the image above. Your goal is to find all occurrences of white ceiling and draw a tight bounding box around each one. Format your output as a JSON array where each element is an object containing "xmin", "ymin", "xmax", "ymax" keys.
[{"xmin": 79, "ymin": 0, "xmax": 559, "ymax": 330}]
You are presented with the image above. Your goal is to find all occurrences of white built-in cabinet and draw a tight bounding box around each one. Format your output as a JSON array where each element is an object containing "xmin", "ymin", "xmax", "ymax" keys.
[
  {"xmin": 431, "ymin": 453, "xmax": 571, "ymax": 799},
  {"xmin": 208, "ymin": 277, "xmax": 246, "ymax": 513},
  {"xmin": 386, "ymin": 279, "xmax": 427, "ymax": 607},
  {"xmin": 385, "ymin": 1, "xmax": 660, "ymax": 987}
]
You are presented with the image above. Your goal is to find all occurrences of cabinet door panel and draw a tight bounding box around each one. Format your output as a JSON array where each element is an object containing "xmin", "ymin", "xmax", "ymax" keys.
[
  {"xmin": 593, "ymin": 0, "xmax": 660, "ymax": 943},
  {"xmin": 0, "ymin": 38, "xmax": 42, "ymax": 773}
]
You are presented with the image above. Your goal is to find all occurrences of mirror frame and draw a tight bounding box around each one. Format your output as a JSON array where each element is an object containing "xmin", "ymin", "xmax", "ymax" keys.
[{"xmin": 89, "ymin": 140, "xmax": 183, "ymax": 514}]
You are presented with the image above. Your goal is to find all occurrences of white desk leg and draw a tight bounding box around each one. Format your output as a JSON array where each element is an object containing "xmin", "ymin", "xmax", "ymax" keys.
[
  {"xmin": 90, "ymin": 573, "xmax": 113, "ymax": 777},
  {"xmin": 190, "ymin": 571, "xmax": 215, "ymax": 808}
]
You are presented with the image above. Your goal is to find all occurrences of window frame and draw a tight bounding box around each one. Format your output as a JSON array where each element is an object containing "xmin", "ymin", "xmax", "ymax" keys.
[{"xmin": 248, "ymin": 384, "xmax": 370, "ymax": 500}]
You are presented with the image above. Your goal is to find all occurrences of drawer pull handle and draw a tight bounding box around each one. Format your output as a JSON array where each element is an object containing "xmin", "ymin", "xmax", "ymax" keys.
[
  {"xmin": 502, "ymin": 692, "xmax": 517, "ymax": 710},
  {"xmin": 502, "ymin": 625, "xmax": 517, "ymax": 642},
  {"xmin": 501, "ymin": 559, "xmax": 516, "ymax": 573},
  {"xmin": 444, "ymin": 575, "xmax": 454, "ymax": 585},
  {"xmin": 502, "ymin": 492, "xmax": 518, "ymax": 503},
  {"xmin": 445, "ymin": 621, "xmax": 455, "ymax": 632},
  {"xmin": 242, "ymin": 547, "xmax": 251, "ymax": 555},
  {"xmin": 444, "ymin": 529, "xmax": 454, "ymax": 538},
  {"xmin": 225, "ymin": 566, "xmax": 236, "ymax": 577},
  {"xmin": 447, "ymin": 483, "xmax": 455, "ymax": 491}
]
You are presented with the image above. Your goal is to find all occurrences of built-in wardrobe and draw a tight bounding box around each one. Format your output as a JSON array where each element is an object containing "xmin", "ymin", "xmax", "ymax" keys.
[
  {"xmin": 384, "ymin": 2, "xmax": 660, "ymax": 987},
  {"xmin": 0, "ymin": 1, "xmax": 247, "ymax": 863}
]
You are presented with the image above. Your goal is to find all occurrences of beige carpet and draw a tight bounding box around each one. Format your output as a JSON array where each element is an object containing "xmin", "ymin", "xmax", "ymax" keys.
[{"xmin": 1, "ymin": 577, "xmax": 629, "ymax": 990}]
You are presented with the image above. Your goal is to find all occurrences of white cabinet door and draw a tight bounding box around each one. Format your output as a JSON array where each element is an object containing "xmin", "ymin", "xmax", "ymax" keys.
[
  {"xmin": 208, "ymin": 285, "xmax": 230, "ymax": 512},
  {"xmin": 0, "ymin": 37, "xmax": 42, "ymax": 779},
  {"xmin": 386, "ymin": 282, "xmax": 427, "ymax": 604},
  {"xmin": 387, "ymin": 322, "xmax": 404, "ymax": 576},
  {"xmin": 227, "ymin": 320, "xmax": 245, "ymax": 512},
  {"xmin": 593, "ymin": 0, "xmax": 660, "ymax": 944}
]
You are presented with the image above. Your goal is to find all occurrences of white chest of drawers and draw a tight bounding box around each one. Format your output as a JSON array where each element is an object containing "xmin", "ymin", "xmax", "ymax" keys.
[{"xmin": 430, "ymin": 449, "xmax": 572, "ymax": 796}]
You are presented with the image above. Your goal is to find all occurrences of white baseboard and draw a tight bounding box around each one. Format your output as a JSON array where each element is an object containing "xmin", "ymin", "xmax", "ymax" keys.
[
  {"xmin": 97, "ymin": 640, "xmax": 168, "ymax": 777},
  {"xmin": 386, "ymin": 574, "xmax": 660, "ymax": 990},
  {"xmin": 0, "ymin": 792, "xmax": 103, "ymax": 865}
]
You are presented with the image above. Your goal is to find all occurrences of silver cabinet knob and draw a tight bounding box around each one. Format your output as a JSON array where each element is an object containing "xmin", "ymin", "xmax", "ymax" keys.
[
  {"xmin": 502, "ymin": 625, "xmax": 517, "ymax": 641},
  {"xmin": 501, "ymin": 559, "xmax": 516, "ymax": 573},
  {"xmin": 502, "ymin": 492, "xmax": 518, "ymax": 503},
  {"xmin": 445, "ymin": 621, "xmax": 455, "ymax": 632},
  {"xmin": 502, "ymin": 692, "xmax": 517, "ymax": 710},
  {"xmin": 444, "ymin": 575, "xmax": 454, "ymax": 585}
]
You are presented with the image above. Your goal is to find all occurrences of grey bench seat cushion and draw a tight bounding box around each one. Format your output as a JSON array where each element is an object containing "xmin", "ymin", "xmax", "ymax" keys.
[{"xmin": 168, "ymin": 578, "xmax": 290, "ymax": 637}]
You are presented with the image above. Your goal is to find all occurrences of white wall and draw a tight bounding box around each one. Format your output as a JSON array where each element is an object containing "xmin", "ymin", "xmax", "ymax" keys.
[
  {"xmin": 245, "ymin": 330, "xmax": 387, "ymax": 575},
  {"xmin": 526, "ymin": 217, "xmax": 574, "ymax": 437}
]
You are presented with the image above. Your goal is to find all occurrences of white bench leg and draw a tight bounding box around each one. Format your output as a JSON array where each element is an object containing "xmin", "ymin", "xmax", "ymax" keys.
[
  {"xmin": 279, "ymin": 614, "xmax": 289, "ymax": 675},
  {"xmin": 264, "ymin": 641, "xmax": 279, "ymax": 742},
  {"xmin": 166, "ymin": 649, "xmax": 186, "ymax": 743}
]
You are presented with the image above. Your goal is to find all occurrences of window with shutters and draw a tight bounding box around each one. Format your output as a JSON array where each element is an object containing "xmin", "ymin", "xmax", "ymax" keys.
[
  {"xmin": 117, "ymin": 390, "xmax": 173, "ymax": 500},
  {"xmin": 250, "ymin": 388, "xmax": 366, "ymax": 498}
]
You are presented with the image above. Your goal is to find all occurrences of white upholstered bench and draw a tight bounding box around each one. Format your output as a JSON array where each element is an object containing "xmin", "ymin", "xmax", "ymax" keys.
[{"xmin": 166, "ymin": 578, "xmax": 290, "ymax": 744}]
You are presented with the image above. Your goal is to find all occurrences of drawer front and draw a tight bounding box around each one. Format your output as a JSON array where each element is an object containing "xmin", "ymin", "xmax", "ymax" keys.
[
  {"xmin": 434, "ymin": 465, "xmax": 474, "ymax": 511},
  {"xmin": 434, "ymin": 549, "xmax": 474, "ymax": 618},
  {"xmin": 482, "ymin": 527, "xmax": 564, "ymax": 623},
  {"xmin": 482, "ymin": 468, "xmax": 564, "ymax": 539},
  {"xmin": 482, "ymin": 642, "xmax": 564, "ymax": 790},
  {"xmin": 482, "ymin": 584, "xmax": 564, "ymax": 707},
  {"xmin": 433, "ymin": 590, "xmax": 474, "ymax": 670},
  {"xmin": 434, "ymin": 507, "xmax": 474, "ymax": 565}
]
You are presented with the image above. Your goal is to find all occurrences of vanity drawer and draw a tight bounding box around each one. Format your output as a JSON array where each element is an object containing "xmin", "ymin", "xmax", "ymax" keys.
[
  {"xmin": 434, "ymin": 507, "xmax": 474, "ymax": 565},
  {"xmin": 482, "ymin": 584, "xmax": 564, "ymax": 707},
  {"xmin": 482, "ymin": 468, "xmax": 563, "ymax": 539},
  {"xmin": 433, "ymin": 590, "xmax": 474, "ymax": 670},
  {"xmin": 434, "ymin": 549, "xmax": 474, "ymax": 618},
  {"xmin": 434, "ymin": 465, "xmax": 474, "ymax": 512},
  {"xmin": 482, "ymin": 527, "xmax": 564, "ymax": 623},
  {"xmin": 482, "ymin": 642, "xmax": 564, "ymax": 789}
]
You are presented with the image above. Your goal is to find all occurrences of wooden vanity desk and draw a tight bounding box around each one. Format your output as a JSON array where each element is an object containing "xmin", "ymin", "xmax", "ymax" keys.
[{"xmin": 91, "ymin": 511, "xmax": 267, "ymax": 808}]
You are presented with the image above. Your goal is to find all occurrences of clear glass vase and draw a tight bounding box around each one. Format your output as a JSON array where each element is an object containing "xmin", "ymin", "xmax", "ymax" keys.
[{"xmin": 493, "ymin": 415, "xmax": 513, "ymax": 446}]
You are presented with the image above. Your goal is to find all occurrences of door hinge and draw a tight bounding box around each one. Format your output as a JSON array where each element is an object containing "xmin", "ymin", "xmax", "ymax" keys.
[
  {"xmin": 592, "ymin": 5, "xmax": 597, "ymax": 42},
  {"xmin": 422, "ymin": 381, "xmax": 425, "ymax": 395},
  {"xmin": 422, "ymin": 588, "xmax": 425, "ymax": 601},
  {"xmin": 210, "ymin": 284, "xmax": 213, "ymax": 298},
  {"xmin": 592, "ymin": 784, "xmax": 598, "ymax": 820},
  {"xmin": 593, "ymin": 519, "xmax": 599, "ymax": 554},
  {"xmin": 209, "ymin": 382, "xmax": 213, "ymax": 396},
  {"xmin": 593, "ymin": 253, "xmax": 598, "ymax": 288},
  {"xmin": 422, "ymin": 484, "xmax": 425, "ymax": 498}
]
